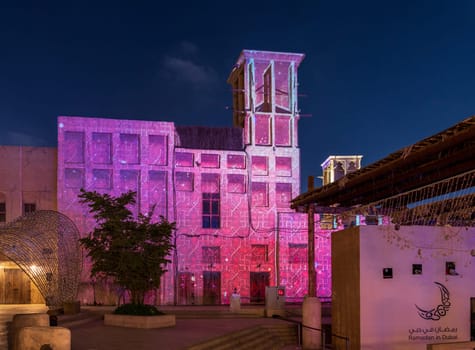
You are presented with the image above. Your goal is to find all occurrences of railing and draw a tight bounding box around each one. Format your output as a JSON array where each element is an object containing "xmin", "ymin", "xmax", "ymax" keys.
[
  {"xmin": 272, "ymin": 314, "xmax": 350, "ymax": 350},
  {"xmin": 328, "ymin": 332, "xmax": 350, "ymax": 350}
]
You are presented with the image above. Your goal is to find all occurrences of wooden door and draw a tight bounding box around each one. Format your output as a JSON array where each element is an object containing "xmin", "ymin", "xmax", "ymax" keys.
[
  {"xmin": 250, "ymin": 272, "xmax": 269, "ymax": 303},
  {"xmin": 178, "ymin": 272, "xmax": 195, "ymax": 305},
  {"xmin": 4, "ymin": 269, "xmax": 30, "ymax": 304},
  {"xmin": 203, "ymin": 271, "xmax": 221, "ymax": 305}
]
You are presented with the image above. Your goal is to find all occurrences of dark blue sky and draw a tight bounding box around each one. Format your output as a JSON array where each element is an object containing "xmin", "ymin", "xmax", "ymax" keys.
[{"xmin": 1, "ymin": 1, "xmax": 474, "ymax": 188}]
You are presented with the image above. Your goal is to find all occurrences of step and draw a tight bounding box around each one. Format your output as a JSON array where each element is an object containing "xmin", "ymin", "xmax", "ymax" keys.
[
  {"xmin": 239, "ymin": 331, "xmax": 279, "ymax": 350},
  {"xmin": 187, "ymin": 324, "xmax": 299, "ymax": 350},
  {"xmin": 57, "ymin": 311, "xmax": 104, "ymax": 328},
  {"xmin": 187, "ymin": 327, "xmax": 258, "ymax": 350}
]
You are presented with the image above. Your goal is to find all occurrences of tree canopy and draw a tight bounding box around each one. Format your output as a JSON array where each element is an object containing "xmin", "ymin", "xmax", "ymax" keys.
[{"xmin": 78, "ymin": 189, "xmax": 175, "ymax": 305}]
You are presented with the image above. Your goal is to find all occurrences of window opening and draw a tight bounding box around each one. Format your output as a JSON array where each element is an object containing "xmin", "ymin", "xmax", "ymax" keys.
[{"xmin": 202, "ymin": 193, "xmax": 220, "ymax": 228}]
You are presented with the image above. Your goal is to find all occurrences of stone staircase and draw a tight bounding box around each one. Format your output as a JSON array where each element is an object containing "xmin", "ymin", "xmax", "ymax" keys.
[
  {"xmin": 173, "ymin": 308, "xmax": 265, "ymax": 319},
  {"xmin": 186, "ymin": 323, "xmax": 299, "ymax": 350},
  {"xmin": 57, "ymin": 310, "xmax": 104, "ymax": 328}
]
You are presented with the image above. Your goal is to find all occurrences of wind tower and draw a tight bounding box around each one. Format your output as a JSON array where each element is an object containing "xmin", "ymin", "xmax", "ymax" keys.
[
  {"xmin": 227, "ymin": 50, "xmax": 305, "ymax": 200},
  {"xmin": 227, "ymin": 50, "xmax": 306, "ymax": 297},
  {"xmin": 321, "ymin": 155, "xmax": 363, "ymax": 185}
]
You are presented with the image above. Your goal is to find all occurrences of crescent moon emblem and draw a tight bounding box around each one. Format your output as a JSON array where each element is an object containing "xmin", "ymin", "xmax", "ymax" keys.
[{"xmin": 415, "ymin": 282, "xmax": 451, "ymax": 321}]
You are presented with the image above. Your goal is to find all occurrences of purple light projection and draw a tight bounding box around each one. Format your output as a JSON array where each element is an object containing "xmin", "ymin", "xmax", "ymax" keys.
[{"xmin": 57, "ymin": 50, "xmax": 334, "ymax": 305}]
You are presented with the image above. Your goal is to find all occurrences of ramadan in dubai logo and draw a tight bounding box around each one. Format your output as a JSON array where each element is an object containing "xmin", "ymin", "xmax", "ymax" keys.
[{"xmin": 415, "ymin": 282, "xmax": 451, "ymax": 321}]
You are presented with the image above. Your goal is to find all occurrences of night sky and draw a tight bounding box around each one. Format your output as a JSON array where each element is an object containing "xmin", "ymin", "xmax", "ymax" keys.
[{"xmin": 1, "ymin": 1, "xmax": 474, "ymax": 188}]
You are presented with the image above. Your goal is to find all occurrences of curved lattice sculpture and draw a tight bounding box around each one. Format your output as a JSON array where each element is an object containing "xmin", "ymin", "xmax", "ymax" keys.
[{"xmin": 0, "ymin": 210, "xmax": 82, "ymax": 309}]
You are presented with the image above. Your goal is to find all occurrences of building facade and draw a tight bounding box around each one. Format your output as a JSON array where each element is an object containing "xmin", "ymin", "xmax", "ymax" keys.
[
  {"xmin": 0, "ymin": 50, "xmax": 365, "ymax": 306},
  {"xmin": 56, "ymin": 50, "xmax": 349, "ymax": 305},
  {"xmin": 0, "ymin": 146, "xmax": 57, "ymax": 304}
]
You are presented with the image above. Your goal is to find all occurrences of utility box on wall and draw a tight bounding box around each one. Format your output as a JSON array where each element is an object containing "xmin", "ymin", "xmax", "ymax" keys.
[{"xmin": 265, "ymin": 286, "xmax": 286, "ymax": 317}]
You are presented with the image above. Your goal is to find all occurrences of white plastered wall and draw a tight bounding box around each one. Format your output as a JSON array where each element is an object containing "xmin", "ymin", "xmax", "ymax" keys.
[{"xmin": 358, "ymin": 225, "xmax": 475, "ymax": 350}]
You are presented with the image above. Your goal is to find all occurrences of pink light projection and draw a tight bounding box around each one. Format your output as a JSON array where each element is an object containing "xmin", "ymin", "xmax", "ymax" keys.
[{"xmin": 57, "ymin": 50, "xmax": 335, "ymax": 306}]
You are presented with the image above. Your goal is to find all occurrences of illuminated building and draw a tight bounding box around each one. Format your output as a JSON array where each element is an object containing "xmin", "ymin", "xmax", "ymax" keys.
[{"xmin": 56, "ymin": 50, "xmax": 351, "ymax": 305}]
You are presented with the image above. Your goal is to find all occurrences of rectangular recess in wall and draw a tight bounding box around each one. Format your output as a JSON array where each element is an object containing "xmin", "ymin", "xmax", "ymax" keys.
[
  {"xmin": 201, "ymin": 173, "xmax": 220, "ymax": 193},
  {"xmin": 275, "ymin": 116, "xmax": 291, "ymax": 146},
  {"xmin": 64, "ymin": 131, "xmax": 85, "ymax": 163},
  {"xmin": 175, "ymin": 172, "xmax": 193, "ymax": 192},
  {"xmin": 252, "ymin": 156, "xmax": 268, "ymax": 175},
  {"xmin": 289, "ymin": 243, "xmax": 307, "ymax": 263},
  {"xmin": 149, "ymin": 170, "xmax": 167, "ymax": 218},
  {"xmin": 175, "ymin": 152, "xmax": 194, "ymax": 167},
  {"xmin": 65, "ymin": 168, "xmax": 84, "ymax": 188},
  {"xmin": 251, "ymin": 245, "xmax": 268, "ymax": 262},
  {"xmin": 120, "ymin": 170, "xmax": 140, "ymax": 192},
  {"xmin": 118, "ymin": 134, "xmax": 140, "ymax": 164},
  {"xmin": 148, "ymin": 135, "xmax": 167, "ymax": 166},
  {"xmin": 276, "ymin": 183, "xmax": 292, "ymax": 208},
  {"xmin": 227, "ymin": 154, "xmax": 245, "ymax": 169},
  {"xmin": 92, "ymin": 169, "xmax": 112, "ymax": 189},
  {"xmin": 255, "ymin": 115, "xmax": 271, "ymax": 145},
  {"xmin": 119, "ymin": 170, "xmax": 140, "ymax": 216},
  {"xmin": 201, "ymin": 154, "xmax": 220, "ymax": 168},
  {"xmin": 275, "ymin": 157, "xmax": 292, "ymax": 177},
  {"xmin": 91, "ymin": 132, "xmax": 112, "ymax": 164},
  {"xmin": 227, "ymin": 174, "xmax": 246, "ymax": 193},
  {"xmin": 202, "ymin": 246, "xmax": 221, "ymax": 264},
  {"xmin": 251, "ymin": 182, "xmax": 268, "ymax": 207}
]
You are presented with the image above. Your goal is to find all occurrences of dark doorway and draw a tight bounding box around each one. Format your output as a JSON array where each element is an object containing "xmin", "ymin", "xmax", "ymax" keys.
[
  {"xmin": 203, "ymin": 271, "xmax": 221, "ymax": 305},
  {"xmin": 250, "ymin": 272, "xmax": 269, "ymax": 303},
  {"xmin": 3, "ymin": 269, "xmax": 30, "ymax": 304},
  {"xmin": 178, "ymin": 272, "xmax": 195, "ymax": 305}
]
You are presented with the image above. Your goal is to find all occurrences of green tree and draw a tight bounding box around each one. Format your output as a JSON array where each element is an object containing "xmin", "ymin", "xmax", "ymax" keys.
[{"xmin": 78, "ymin": 189, "xmax": 175, "ymax": 305}]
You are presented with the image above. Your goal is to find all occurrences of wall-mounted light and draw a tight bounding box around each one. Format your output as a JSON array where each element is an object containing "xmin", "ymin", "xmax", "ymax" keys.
[
  {"xmin": 446, "ymin": 262, "xmax": 459, "ymax": 276},
  {"xmin": 383, "ymin": 268, "xmax": 393, "ymax": 279}
]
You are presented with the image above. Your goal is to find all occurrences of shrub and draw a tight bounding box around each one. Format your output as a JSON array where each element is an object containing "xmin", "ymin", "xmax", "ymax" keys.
[{"xmin": 113, "ymin": 303, "xmax": 165, "ymax": 316}]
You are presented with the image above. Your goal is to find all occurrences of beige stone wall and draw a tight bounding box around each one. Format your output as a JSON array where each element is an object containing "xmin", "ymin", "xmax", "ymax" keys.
[
  {"xmin": 0, "ymin": 146, "xmax": 56, "ymax": 304},
  {"xmin": 0, "ymin": 145, "xmax": 57, "ymax": 222},
  {"xmin": 333, "ymin": 225, "xmax": 475, "ymax": 350},
  {"xmin": 331, "ymin": 226, "xmax": 360, "ymax": 350}
]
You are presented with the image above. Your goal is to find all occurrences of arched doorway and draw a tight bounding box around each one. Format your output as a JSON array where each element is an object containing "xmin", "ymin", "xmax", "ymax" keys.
[
  {"xmin": 0, "ymin": 253, "xmax": 44, "ymax": 304},
  {"xmin": 0, "ymin": 210, "xmax": 82, "ymax": 308}
]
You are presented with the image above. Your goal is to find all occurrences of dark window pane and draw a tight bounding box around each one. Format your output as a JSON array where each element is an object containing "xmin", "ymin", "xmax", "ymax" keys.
[
  {"xmin": 211, "ymin": 201, "xmax": 219, "ymax": 214},
  {"xmin": 211, "ymin": 216, "xmax": 220, "ymax": 228},
  {"xmin": 202, "ymin": 192, "xmax": 220, "ymax": 229},
  {"xmin": 0, "ymin": 203, "xmax": 5, "ymax": 222},
  {"xmin": 23, "ymin": 203, "xmax": 36, "ymax": 214}
]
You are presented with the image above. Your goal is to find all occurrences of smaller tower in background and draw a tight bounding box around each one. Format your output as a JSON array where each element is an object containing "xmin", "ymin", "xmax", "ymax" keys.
[{"xmin": 321, "ymin": 155, "xmax": 363, "ymax": 185}]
